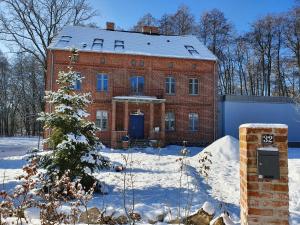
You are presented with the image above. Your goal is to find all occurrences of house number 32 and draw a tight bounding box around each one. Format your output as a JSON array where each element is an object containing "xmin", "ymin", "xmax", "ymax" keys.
[{"xmin": 262, "ymin": 134, "xmax": 274, "ymax": 144}]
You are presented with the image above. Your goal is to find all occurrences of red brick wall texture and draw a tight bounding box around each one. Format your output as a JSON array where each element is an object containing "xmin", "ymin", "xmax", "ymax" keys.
[
  {"xmin": 46, "ymin": 50, "xmax": 217, "ymax": 147},
  {"xmin": 239, "ymin": 125, "xmax": 289, "ymax": 225}
]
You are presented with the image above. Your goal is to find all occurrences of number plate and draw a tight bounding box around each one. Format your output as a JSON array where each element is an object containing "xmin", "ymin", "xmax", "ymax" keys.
[{"xmin": 262, "ymin": 134, "xmax": 274, "ymax": 145}]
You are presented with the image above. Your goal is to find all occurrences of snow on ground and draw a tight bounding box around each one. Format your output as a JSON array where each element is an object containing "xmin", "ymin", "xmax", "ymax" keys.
[
  {"xmin": 0, "ymin": 136, "xmax": 299, "ymax": 224},
  {"xmin": 190, "ymin": 136, "xmax": 240, "ymax": 206},
  {"xmin": 0, "ymin": 137, "xmax": 40, "ymax": 191},
  {"xmin": 91, "ymin": 145, "xmax": 239, "ymax": 223}
]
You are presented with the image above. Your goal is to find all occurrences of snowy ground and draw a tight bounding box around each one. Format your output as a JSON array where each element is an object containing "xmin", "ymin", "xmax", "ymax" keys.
[{"xmin": 0, "ymin": 136, "xmax": 299, "ymax": 224}]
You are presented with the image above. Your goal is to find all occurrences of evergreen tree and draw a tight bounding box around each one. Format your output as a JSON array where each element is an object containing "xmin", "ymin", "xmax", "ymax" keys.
[{"xmin": 38, "ymin": 52, "xmax": 109, "ymax": 189}]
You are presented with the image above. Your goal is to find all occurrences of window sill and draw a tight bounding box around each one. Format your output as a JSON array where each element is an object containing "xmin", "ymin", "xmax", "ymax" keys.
[
  {"xmin": 166, "ymin": 93, "xmax": 176, "ymax": 96},
  {"xmin": 96, "ymin": 90, "xmax": 108, "ymax": 93},
  {"xmin": 189, "ymin": 94, "xmax": 199, "ymax": 96},
  {"xmin": 166, "ymin": 130, "xmax": 176, "ymax": 132}
]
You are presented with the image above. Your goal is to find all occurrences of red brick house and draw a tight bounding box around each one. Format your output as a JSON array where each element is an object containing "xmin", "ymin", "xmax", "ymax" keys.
[{"xmin": 46, "ymin": 23, "xmax": 218, "ymax": 148}]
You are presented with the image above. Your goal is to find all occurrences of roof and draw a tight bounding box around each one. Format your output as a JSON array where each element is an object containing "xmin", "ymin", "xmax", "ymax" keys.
[{"xmin": 48, "ymin": 26, "xmax": 217, "ymax": 61}]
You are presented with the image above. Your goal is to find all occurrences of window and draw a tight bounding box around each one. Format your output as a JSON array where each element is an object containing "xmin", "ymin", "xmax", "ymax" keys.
[
  {"xmin": 189, "ymin": 78, "xmax": 199, "ymax": 95},
  {"xmin": 96, "ymin": 111, "xmax": 108, "ymax": 130},
  {"xmin": 165, "ymin": 112, "xmax": 175, "ymax": 131},
  {"xmin": 168, "ymin": 62, "xmax": 174, "ymax": 69},
  {"xmin": 96, "ymin": 74, "xmax": 108, "ymax": 92},
  {"xmin": 56, "ymin": 36, "xmax": 72, "ymax": 47},
  {"xmin": 131, "ymin": 59, "xmax": 136, "ymax": 66},
  {"xmin": 130, "ymin": 76, "xmax": 144, "ymax": 94},
  {"xmin": 189, "ymin": 113, "xmax": 199, "ymax": 131},
  {"xmin": 185, "ymin": 45, "xmax": 199, "ymax": 56},
  {"xmin": 92, "ymin": 38, "xmax": 104, "ymax": 50},
  {"xmin": 72, "ymin": 73, "xmax": 81, "ymax": 90},
  {"xmin": 165, "ymin": 77, "xmax": 175, "ymax": 95},
  {"xmin": 115, "ymin": 40, "xmax": 124, "ymax": 50}
]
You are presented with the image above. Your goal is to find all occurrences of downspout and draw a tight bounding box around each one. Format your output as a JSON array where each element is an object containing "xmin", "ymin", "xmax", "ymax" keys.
[
  {"xmin": 213, "ymin": 60, "xmax": 217, "ymax": 141},
  {"xmin": 47, "ymin": 49, "xmax": 54, "ymax": 140},
  {"xmin": 50, "ymin": 49, "xmax": 54, "ymax": 113}
]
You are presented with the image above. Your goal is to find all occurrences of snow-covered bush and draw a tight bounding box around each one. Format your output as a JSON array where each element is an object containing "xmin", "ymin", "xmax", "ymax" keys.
[
  {"xmin": 0, "ymin": 157, "xmax": 97, "ymax": 225},
  {"xmin": 38, "ymin": 52, "xmax": 109, "ymax": 190},
  {"xmin": 0, "ymin": 160, "xmax": 37, "ymax": 224}
]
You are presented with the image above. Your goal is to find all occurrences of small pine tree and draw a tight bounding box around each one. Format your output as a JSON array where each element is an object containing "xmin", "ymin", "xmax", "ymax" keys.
[{"xmin": 38, "ymin": 51, "xmax": 109, "ymax": 189}]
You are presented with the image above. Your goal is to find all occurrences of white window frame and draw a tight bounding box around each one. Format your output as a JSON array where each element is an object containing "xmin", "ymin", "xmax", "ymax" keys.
[
  {"xmin": 189, "ymin": 113, "xmax": 199, "ymax": 131},
  {"xmin": 72, "ymin": 73, "xmax": 81, "ymax": 90},
  {"xmin": 185, "ymin": 45, "xmax": 199, "ymax": 55},
  {"xmin": 115, "ymin": 40, "xmax": 124, "ymax": 50},
  {"xmin": 96, "ymin": 74, "xmax": 108, "ymax": 92},
  {"xmin": 165, "ymin": 76, "xmax": 175, "ymax": 95},
  {"xmin": 96, "ymin": 110, "xmax": 108, "ymax": 131},
  {"xmin": 92, "ymin": 38, "xmax": 104, "ymax": 50},
  {"xmin": 130, "ymin": 76, "xmax": 144, "ymax": 94},
  {"xmin": 165, "ymin": 112, "xmax": 175, "ymax": 131},
  {"xmin": 189, "ymin": 78, "xmax": 199, "ymax": 95},
  {"xmin": 56, "ymin": 36, "xmax": 72, "ymax": 47}
]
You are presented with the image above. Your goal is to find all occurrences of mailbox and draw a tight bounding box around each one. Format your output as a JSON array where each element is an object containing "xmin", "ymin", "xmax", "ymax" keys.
[{"xmin": 257, "ymin": 147, "xmax": 280, "ymax": 179}]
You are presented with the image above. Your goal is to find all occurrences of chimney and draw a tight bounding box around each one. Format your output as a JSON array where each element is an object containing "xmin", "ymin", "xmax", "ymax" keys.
[
  {"xmin": 106, "ymin": 22, "xmax": 115, "ymax": 31},
  {"xmin": 142, "ymin": 26, "xmax": 159, "ymax": 35}
]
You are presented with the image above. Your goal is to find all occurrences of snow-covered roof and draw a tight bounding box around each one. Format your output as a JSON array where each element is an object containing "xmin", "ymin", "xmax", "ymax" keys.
[{"xmin": 48, "ymin": 26, "xmax": 217, "ymax": 61}]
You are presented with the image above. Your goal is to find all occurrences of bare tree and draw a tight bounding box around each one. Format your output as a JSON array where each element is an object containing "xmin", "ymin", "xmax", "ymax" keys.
[
  {"xmin": 198, "ymin": 9, "xmax": 232, "ymax": 56},
  {"xmin": 172, "ymin": 5, "xmax": 195, "ymax": 35},
  {"xmin": 284, "ymin": 5, "xmax": 300, "ymax": 95},
  {"xmin": 198, "ymin": 9, "xmax": 233, "ymax": 94},
  {"xmin": 159, "ymin": 14, "xmax": 175, "ymax": 35},
  {"xmin": 0, "ymin": 50, "xmax": 44, "ymax": 136},
  {"xmin": 132, "ymin": 13, "xmax": 158, "ymax": 32},
  {"xmin": 0, "ymin": 0, "xmax": 97, "ymax": 78},
  {"xmin": 0, "ymin": 50, "xmax": 10, "ymax": 135},
  {"xmin": 247, "ymin": 16, "xmax": 276, "ymax": 96}
]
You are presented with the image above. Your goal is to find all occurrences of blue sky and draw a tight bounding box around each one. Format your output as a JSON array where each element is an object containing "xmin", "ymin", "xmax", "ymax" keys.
[
  {"xmin": 91, "ymin": 0, "xmax": 295, "ymax": 33},
  {"xmin": 0, "ymin": 0, "xmax": 296, "ymax": 55}
]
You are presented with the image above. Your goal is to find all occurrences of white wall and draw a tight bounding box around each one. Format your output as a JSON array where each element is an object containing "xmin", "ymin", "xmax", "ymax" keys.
[{"xmin": 220, "ymin": 97, "xmax": 300, "ymax": 143}]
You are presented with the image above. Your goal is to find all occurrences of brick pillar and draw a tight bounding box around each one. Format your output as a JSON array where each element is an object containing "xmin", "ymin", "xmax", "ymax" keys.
[
  {"xmin": 124, "ymin": 101, "xmax": 129, "ymax": 131},
  {"xmin": 239, "ymin": 124, "xmax": 289, "ymax": 225},
  {"xmin": 160, "ymin": 102, "xmax": 165, "ymax": 146},
  {"xmin": 111, "ymin": 100, "xmax": 117, "ymax": 148},
  {"xmin": 149, "ymin": 103, "xmax": 154, "ymax": 139}
]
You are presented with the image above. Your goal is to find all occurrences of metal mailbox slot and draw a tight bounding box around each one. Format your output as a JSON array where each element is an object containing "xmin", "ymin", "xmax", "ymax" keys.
[{"xmin": 257, "ymin": 147, "xmax": 280, "ymax": 179}]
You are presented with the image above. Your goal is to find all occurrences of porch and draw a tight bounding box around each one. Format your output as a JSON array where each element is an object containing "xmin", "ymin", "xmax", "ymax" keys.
[{"xmin": 111, "ymin": 95, "xmax": 166, "ymax": 148}]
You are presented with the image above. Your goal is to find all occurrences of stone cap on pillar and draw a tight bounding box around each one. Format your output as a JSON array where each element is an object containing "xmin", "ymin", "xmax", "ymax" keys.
[{"xmin": 239, "ymin": 123, "xmax": 288, "ymax": 129}]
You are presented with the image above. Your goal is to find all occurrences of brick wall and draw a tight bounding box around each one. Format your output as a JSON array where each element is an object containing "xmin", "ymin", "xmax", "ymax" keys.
[
  {"xmin": 239, "ymin": 124, "xmax": 289, "ymax": 225},
  {"xmin": 46, "ymin": 50, "xmax": 217, "ymax": 146}
]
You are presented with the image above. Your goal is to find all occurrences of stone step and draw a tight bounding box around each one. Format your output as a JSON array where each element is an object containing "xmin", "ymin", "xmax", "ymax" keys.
[{"xmin": 130, "ymin": 139, "xmax": 149, "ymax": 148}]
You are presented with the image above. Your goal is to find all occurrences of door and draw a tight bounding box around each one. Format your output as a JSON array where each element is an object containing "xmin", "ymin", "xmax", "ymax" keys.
[{"xmin": 129, "ymin": 114, "xmax": 144, "ymax": 139}]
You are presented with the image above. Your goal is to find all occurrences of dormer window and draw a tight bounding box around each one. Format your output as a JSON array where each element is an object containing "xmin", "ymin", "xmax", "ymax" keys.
[
  {"xmin": 115, "ymin": 40, "xmax": 124, "ymax": 50},
  {"xmin": 185, "ymin": 45, "xmax": 199, "ymax": 56},
  {"xmin": 56, "ymin": 36, "xmax": 72, "ymax": 47},
  {"xmin": 92, "ymin": 38, "xmax": 104, "ymax": 50}
]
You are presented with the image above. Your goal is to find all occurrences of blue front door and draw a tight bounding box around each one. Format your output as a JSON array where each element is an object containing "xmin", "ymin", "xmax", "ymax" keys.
[{"xmin": 129, "ymin": 114, "xmax": 144, "ymax": 139}]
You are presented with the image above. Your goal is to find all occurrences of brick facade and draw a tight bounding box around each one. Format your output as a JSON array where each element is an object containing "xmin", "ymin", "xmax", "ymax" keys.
[
  {"xmin": 239, "ymin": 124, "xmax": 289, "ymax": 225},
  {"xmin": 46, "ymin": 49, "xmax": 217, "ymax": 147}
]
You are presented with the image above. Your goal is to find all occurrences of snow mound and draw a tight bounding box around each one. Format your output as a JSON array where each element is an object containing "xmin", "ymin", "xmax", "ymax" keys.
[
  {"xmin": 190, "ymin": 136, "xmax": 240, "ymax": 206},
  {"xmin": 202, "ymin": 201, "xmax": 215, "ymax": 215},
  {"xmin": 194, "ymin": 135, "xmax": 239, "ymax": 162},
  {"xmin": 210, "ymin": 213, "xmax": 237, "ymax": 225}
]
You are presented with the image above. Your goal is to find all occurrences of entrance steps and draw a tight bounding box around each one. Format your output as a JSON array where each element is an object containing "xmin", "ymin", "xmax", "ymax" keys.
[{"xmin": 130, "ymin": 139, "xmax": 149, "ymax": 148}]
